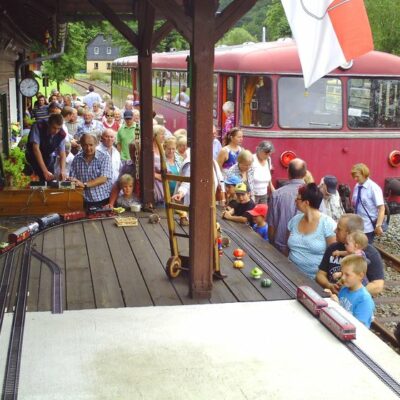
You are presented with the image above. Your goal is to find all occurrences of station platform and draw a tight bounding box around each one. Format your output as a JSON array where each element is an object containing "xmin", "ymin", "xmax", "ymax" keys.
[{"xmin": 0, "ymin": 300, "xmax": 398, "ymax": 399}]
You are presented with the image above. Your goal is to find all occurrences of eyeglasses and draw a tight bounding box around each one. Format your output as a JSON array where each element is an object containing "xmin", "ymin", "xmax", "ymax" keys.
[
  {"xmin": 295, "ymin": 197, "xmax": 303, "ymax": 202},
  {"xmin": 106, "ymin": 114, "xmax": 113, "ymax": 117}
]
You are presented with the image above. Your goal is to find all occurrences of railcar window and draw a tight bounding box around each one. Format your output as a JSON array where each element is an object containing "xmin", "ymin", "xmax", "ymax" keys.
[
  {"xmin": 152, "ymin": 71, "xmax": 158, "ymax": 97},
  {"xmin": 240, "ymin": 75, "xmax": 273, "ymax": 127},
  {"xmin": 278, "ymin": 77, "xmax": 342, "ymax": 129},
  {"xmin": 348, "ymin": 79, "xmax": 400, "ymax": 129},
  {"xmin": 171, "ymin": 71, "xmax": 179, "ymax": 103}
]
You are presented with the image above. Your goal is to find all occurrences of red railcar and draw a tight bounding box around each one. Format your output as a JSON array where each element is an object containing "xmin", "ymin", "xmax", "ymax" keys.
[
  {"xmin": 319, "ymin": 307, "xmax": 357, "ymax": 341},
  {"xmin": 297, "ymin": 286, "xmax": 328, "ymax": 316},
  {"xmin": 8, "ymin": 226, "xmax": 30, "ymax": 244},
  {"xmin": 112, "ymin": 40, "xmax": 400, "ymax": 192}
]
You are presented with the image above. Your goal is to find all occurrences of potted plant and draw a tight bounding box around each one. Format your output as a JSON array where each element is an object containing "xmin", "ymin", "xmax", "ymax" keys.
[{"xmin": 3, "ymin": 147, "xmax": 31, "ymax": 188}]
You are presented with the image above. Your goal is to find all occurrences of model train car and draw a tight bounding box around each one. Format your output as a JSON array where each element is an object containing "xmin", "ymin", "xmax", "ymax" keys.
[
  {"xmin": 2, "ymin": 208, "xmax": 117, "ymax": 254},
  {"xmin": 297, "ymin": 286, "xmax": 328, "ymax": 316},
  {"xmin": 319, "ymin": 307, "xmax": 356, "ymax": 341},
  {"xmin": 8, "ymin": 226, "xmax": 31, "ymax": 244},
  {"xmin": 37, "ymin": 213, "xmax": 61, "ymax": 229},
  {"xmin": 61, "ymin": 211, "xmax": 86, "ymax": 221}
]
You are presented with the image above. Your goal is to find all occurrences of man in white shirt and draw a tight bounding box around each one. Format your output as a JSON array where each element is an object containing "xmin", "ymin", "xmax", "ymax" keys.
[
  {"xmin": 83, "ymin": 85, "xmax": 102, "ymax": 110},
  {"xmin": 97, "ymin": 128, "xmax": 121, "ymax": 184}
]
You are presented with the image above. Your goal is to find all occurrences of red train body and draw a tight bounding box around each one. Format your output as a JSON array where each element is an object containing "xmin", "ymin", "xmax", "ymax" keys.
[
  {"xmin": 61, "ymin": 211, "xmax": 86, "ymax": 221},
  {"xmin": 297, "ymin": 286, "xmax": 328, "ymax": 316},
  {"xmin": 319, "ymin": 307, "xmax": 357, "ymax": 341},
  {"xmin": 8, "ymin": 227, "xmax": 30, "ymax": 244}
]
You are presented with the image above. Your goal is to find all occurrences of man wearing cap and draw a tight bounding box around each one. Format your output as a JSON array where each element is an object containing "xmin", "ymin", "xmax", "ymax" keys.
[
  {"xmin": 319, "ymin": 175, "xmax": 344, "ymax": 222},
  {"xmin": 83, "ymin": 85, "xmax": 102, "ymax": 110},
  {"xmin": 222, "ymin": 182, "xmax": 255, "ymax": 223},
  {"xmin": 117, "ymin": 110, "xmax": 137, "ymax": 163},
  {"xmin": 267, "ymin": 158, "xmax": 307, "ymax": 254}
]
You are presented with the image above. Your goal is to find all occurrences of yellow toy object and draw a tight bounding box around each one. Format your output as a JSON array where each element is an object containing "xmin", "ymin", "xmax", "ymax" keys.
[
  {"xmin": 113, "ymin": 207, "xmax": 125, "ymax": 214},
  {"xmin": 233, "ymin": 260, "xmax": 245, "ymax": 269}
]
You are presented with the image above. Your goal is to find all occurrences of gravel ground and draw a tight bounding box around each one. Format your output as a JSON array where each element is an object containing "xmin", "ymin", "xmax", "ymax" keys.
[{"xmin": 373, "ymin": 214, "xmax": 400, "ymax": 347}]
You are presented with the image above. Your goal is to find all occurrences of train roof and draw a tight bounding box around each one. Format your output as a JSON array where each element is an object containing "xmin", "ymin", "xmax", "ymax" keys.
[{"xmin": 112, "ymin": 39, "xmax": 400, "ymax": 77}]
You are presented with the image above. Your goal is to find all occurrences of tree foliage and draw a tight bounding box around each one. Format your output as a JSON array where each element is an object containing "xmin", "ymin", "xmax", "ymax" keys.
[
  {"xmin": 264, "ymin": 0, "xmax": 291, "ymax": 41},
  {"xmin": 218, "ymin": 27, "xmax": 257, "ymax": 46},
  {"xmin": 365, "ymin": 0, "xmax": 400, "ymax": 55}
]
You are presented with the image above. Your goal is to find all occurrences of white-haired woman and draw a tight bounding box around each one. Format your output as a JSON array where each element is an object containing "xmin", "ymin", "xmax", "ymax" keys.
[
  {"xmin": 226, "ymin": 149, "xmax": 255, "ymax": 199},
  {"xmin": 253, "ymin": 140, "xmax": 275, "ymax": 204},
  {"xmin": 222, "ymin": 101, "xmax": 235, "ymax": 139}
]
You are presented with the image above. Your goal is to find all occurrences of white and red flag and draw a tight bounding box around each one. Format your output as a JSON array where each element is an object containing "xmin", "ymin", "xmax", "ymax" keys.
[{"xmin": 281, "ymin": 0, "xmax": 374, "ymax": 88}]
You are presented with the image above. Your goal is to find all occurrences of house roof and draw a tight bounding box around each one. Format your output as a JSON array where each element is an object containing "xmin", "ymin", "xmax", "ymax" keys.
[{"xmin": 86, "ymin": 34, "xmax": 120, "ymax": 61}]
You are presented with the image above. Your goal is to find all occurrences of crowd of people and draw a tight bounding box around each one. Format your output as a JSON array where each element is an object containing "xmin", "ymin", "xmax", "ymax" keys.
[{"xmin": 24, "ymin": 89, "xmax": 389, "ymax": 331}]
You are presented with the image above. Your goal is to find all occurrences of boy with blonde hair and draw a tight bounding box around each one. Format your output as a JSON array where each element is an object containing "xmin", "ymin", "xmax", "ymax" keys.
[{"xmin": 332, "ymin": 254, "xmax": 375, "ymax": 328}]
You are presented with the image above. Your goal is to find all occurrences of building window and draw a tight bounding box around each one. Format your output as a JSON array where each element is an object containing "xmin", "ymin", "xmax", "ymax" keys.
[
  {"xmin": 94, "ymin": 63, "xmax": 99, "ymax": 70},
  {"xmin": 94, "ymin": 47, "xmax": 99, "ymax": 55},
  {"xmin": 107, "ymin": 47, "xmax": 112, "ymax": 55},
  {"xmin": 107, "ymin": 63, "xmax": 111, "ymax": 70}
]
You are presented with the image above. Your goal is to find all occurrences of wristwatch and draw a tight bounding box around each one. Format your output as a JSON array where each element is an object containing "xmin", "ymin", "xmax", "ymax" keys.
[{"xmin": 83, "ymin": 182, "xmax": 88, "ymax": 189}]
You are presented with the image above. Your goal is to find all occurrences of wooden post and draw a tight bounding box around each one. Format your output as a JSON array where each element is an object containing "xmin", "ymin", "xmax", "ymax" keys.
[
  {"xmin": 188, "ymin": 0, "xmax": 217, "ymax": 299},
  {"xmin": 137, "ymin": 1, "xmax": 155, "ymax": 205}
]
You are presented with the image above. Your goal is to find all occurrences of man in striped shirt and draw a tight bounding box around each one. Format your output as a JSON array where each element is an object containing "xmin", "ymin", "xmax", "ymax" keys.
[{"xmin": 69, "ymin": 133, "xmax": 112, "ymax": 209}]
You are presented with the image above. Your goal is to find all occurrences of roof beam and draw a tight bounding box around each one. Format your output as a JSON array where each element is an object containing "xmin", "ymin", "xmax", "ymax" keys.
[
  {"xmin": 147, "ymin": 0, "xmax": 192, "ymax": 44},
  {"xmin": 214, "ymin": 0, "xmax": 257, "ymax": 42},
  {"xmin": 152, "ymin": 20, "xmax": 174, "ymax": 49},
  {"xmin": 87, "ymin": 0, "xmax": 139, "ymax": 48},
  {"xmin": 137, "ymin": 0, "xmax": 155, "ymax": 55}
]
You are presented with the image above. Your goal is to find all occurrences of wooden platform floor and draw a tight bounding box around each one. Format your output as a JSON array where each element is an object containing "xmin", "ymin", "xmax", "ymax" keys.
[{"xmin": 0, "ymin": 213, "xmax": 323, "ymax": 312}]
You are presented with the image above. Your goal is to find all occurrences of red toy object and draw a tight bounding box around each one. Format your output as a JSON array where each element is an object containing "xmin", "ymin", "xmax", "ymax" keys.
[
  {"xmin": 61, "ymin": 211, "xmax": 86, "ymax": 221},
  {"xmin": 217, "ymin": 237, "xmax": 223, "ymax": 256},
  {"xmin": 319, "ymin": 307, "xmax": 356, "ymax": 341},
  {"xmin": 297, "ymin": 286, "xmax": 328, "ymax": 316},
  {"xmin": 233, "ymin": 248, "xmax": 245, "ymax": 259}
]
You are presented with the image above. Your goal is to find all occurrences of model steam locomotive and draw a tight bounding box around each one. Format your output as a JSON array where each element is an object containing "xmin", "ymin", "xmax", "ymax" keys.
[{"xmin": 297, "ymin": 286, "xmax": 356, "ymax": 341}]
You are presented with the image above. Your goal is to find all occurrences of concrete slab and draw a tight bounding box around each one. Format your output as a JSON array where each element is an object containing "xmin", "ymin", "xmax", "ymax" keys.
[{"xmin": 1, "ymin": 301, "xmax": 399, "ymax": 400}]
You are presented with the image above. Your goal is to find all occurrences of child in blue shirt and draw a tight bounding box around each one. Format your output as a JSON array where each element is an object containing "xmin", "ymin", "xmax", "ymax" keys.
[
  {"xmin": 332, "ymin": 254, "xmax": 375, "ymax": 328},
  {"xmin": 247, "ymin": 204, "xmax": 268, "ymax": 241}
]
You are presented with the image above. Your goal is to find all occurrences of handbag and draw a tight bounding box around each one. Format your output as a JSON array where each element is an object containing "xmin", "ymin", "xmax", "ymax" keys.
[{"xmin": 360, "ymin": 198, "xmax": 389, "ymax": 232}]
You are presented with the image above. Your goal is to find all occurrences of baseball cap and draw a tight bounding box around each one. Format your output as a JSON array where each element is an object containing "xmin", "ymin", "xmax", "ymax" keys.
[
  {"xmin": 124, "ymin": 110, "xmax": 134, "ymax": 119},
  {"xmin": 323, "ymin": 175, "xmax": 338, "ymax": 194},
  {"xmin": 247, "ymin": 204, "xmax": 268, "ymax": 218},
  {"xmin": 235, "ymin": 182, "xmax": 249, "ymax": 194},
  {"xmin": 225, "ymin": 175, "xmax": 241, "ymax": 186}
]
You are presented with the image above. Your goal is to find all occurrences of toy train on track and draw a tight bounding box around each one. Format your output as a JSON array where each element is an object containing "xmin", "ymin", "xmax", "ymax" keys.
[
  {"xmin": 297, "ymin": 286, "xmax": 356, "ymax": 341},
  {"xmin": 0, "ymin": 207, "xmax": 116, "ymax": 253}
]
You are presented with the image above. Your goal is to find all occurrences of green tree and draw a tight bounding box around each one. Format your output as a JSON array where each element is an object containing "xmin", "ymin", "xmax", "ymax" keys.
[
  {"xmin": 365, "ymin": 0, "xmax": 400, "ymax": 55},
  {"xmin": 218, "ymin": 27, "xmax": 257, "ymax": 46},
  {"xmin": 264, "ymin": 0, "xmax": 291, "ymax": 41}
]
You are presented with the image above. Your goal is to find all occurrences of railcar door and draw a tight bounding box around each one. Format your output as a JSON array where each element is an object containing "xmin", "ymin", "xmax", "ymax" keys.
[{"xmin": 219, "ymin": 74, "xmax": 237, "ymax": 137}]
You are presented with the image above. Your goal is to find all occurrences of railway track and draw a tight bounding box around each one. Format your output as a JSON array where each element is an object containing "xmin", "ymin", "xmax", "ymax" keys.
[
  {"xmin": 67, "ymin": 77, "xmax": 111, "ymax": 98},
  {"xmin": 373, "ymin": 245, "xmax": 400, "ymax": 349}
]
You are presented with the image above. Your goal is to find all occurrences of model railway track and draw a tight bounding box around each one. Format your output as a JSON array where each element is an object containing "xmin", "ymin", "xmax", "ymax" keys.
[
  {"xmin": 31, "ymin": 249, "xmax": 63, "ymax": 314},
  {"xmin": 0, "ymin": 251, "xmax": 15, "ymax": 333},
  {"xmin": 2, "ymin": 240, "xmax": 31, "ymax": 400},
  {"xmin": 220, "ymin": 221, "xmax": 400, "ymax": 396},
  {"xmin": 67, "ymin": 78, "xmax": 111, "ymax": 98},
  {"xmin": 375, "ymin": 244, "xmax": 400, "ymax": 273}
]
